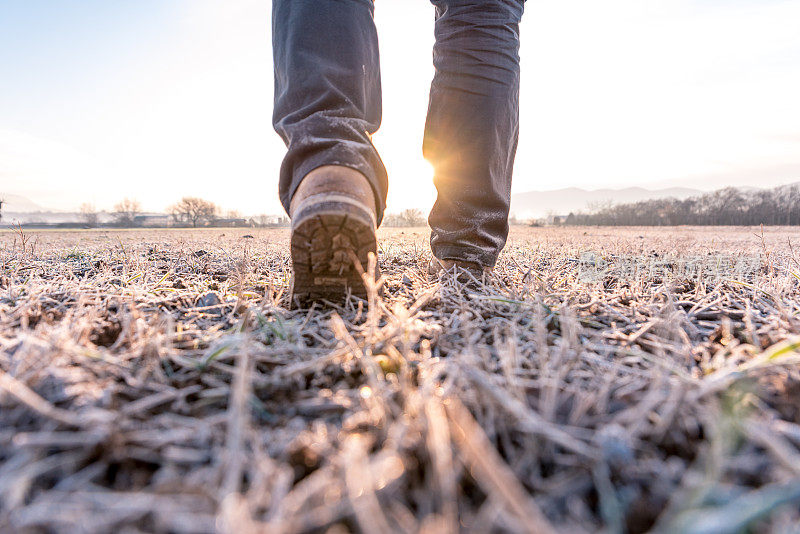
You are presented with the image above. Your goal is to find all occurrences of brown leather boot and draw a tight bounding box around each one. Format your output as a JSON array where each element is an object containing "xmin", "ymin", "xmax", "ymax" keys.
[{"xmin": 289, "ymin": 165, "xmax": 378, "ymax": 305}]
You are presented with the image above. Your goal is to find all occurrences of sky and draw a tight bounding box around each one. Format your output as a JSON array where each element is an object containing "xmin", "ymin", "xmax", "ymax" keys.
[{"xmin": 1, "ymin": 0, "xmax": 799, "ymax": 215}]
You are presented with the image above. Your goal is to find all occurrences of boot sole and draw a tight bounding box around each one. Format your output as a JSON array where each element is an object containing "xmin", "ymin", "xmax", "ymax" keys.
[{"xmin": 290, "ymin": 195, "xmax": 377, "ymax": 307}]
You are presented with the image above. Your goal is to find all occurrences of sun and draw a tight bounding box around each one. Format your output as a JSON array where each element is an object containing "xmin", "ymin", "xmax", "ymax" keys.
[{"xmin": 372, "ymin": 133, "xmax": 437, "ymax": 216}]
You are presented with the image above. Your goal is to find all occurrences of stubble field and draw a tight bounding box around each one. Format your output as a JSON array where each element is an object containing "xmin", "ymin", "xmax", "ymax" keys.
[{"xmin": 1, "ymin": 226, "xmax": 799, "ymax": 533}]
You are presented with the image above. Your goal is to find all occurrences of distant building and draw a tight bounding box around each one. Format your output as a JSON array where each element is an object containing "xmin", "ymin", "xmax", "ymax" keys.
[
  {"xmin": 134, "ymin": 214, "xmax": 172, "ymax": 227},
  {"xmin": 546, "ymin": 214, "xmax": 568, "ymax": 225},
  {"xmin": 251, "ymin": 215, "xmax": 289, "ymax": 227},
  {"xmin": 213, "ymin": 218, "xmax": 249, "ymax": 228}
]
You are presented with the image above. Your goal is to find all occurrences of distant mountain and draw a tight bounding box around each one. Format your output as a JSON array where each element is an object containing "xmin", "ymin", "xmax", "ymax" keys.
[
  {"xmin": 511, "ymin": 186, "xmax": 704, "ymax": 218},
  {"xmin": 0, "ymin": 193, "xmax": 51, "ymax": 213}
]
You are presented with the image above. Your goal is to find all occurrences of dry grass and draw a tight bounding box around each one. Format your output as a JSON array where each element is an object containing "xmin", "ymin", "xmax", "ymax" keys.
[{"xmin": 1, "ymin": 226, "xmax": 799, "ymax": 533}]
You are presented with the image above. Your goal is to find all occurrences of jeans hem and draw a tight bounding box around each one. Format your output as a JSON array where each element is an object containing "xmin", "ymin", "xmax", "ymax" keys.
[{"xmin": 431, "ymin": 244, "xmax": 499, "ymax": 269}]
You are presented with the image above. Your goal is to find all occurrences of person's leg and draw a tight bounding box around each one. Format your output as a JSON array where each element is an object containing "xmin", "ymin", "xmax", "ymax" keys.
[
  {"xmin": 424, "ymin": 0, "xmax": 524, "ymax": 269},
  {"xmin": 272, "ymin": 0, "xmax": 386, "ymax": 304},
  {"xmin": 272, "ymin": 0, "xmax": 387, "ymax": 221}
]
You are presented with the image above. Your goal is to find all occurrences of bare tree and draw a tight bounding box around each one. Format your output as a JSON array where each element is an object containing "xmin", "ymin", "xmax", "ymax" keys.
[
  {"xmin": 565, "ymin": 182, "xmax": 800, "ymax": 226},
  {"xmin": 382, "ymin": 209, "xmax": 428, "ymax": 227},
  {"xmin": 586, "ymin": 199, "xmax": 614, "ymax": 214},
  {"xmin": 169, "ymin": 197, "xmax": 218, "ymax": 227},
  {"xmin": 0, "ymin": 198, "xmax": 4, "ymax": 223},
  {"xmin": 79, "ymin": 203, "xmax": 98, "ymax": 227},
  {"xmin": 400, "ymin": 209, "xmax": 426, "ymax": 226},
  {"xmin": 113, "ymin": 198, "xmax": 142, "ymax": 227}
]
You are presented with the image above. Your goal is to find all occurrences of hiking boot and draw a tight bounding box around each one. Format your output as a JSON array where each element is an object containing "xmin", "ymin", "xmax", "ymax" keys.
[
  {"xmin": 289, "ymin": 165, "xmax": 378, "ymax": 305},
  {"xmin": 428, "ymin": 257, "xmax": 492, "ymax": 286}
]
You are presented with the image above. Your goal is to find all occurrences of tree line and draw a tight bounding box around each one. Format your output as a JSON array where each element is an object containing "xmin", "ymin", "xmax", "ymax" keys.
[
  {"xmin": 75, "ymin": 197, "xmax": 287, "ymax": 228},
  {"xmin": 564, "ymin": 183, "xmax": 800, "ymax": 226},
  {"xmin": 38, "ymin": 197, "xmax": 429, "ymax": 229},
  {"xmin": 77, "ymin": 197, "xmax": 223, "ymax": 227}
]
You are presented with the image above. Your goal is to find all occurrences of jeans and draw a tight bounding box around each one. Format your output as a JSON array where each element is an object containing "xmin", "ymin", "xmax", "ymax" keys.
[{"xmin": 272, "ymin": 0, "xmax": 524, "ymax": 268}]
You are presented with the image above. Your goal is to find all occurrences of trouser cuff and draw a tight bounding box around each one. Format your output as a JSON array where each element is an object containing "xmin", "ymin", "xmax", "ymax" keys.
[{"xmin": 432, "ymin": 244, "xmax": 499, "ymax": 269}]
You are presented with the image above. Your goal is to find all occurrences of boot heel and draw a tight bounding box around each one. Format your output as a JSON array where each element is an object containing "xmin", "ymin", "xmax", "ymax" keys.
[{"xmin": 290, "ymin": 195, "xmax": 377, "ymax": 306}]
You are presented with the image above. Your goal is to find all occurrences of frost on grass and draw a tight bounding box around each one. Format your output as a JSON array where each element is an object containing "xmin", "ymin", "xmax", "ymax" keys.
[{"xmin": 1, "ymin": 227, "xmax": 799, "ymax": 533}]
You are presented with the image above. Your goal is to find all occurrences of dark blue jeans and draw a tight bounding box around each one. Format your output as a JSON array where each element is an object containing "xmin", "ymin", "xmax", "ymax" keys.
[{"xmin": 273, "ymin": 0, "xmax": 524, "ymax": 268}]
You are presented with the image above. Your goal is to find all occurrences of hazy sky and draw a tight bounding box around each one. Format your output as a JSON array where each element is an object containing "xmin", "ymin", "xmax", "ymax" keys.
[{"xmin": 1, "ymin": 0, "xmax": 799, "ymax": 214}]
